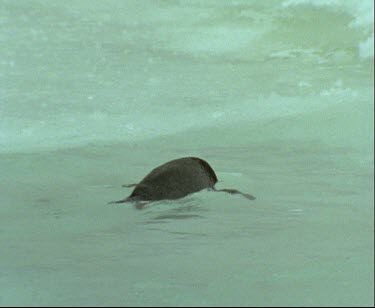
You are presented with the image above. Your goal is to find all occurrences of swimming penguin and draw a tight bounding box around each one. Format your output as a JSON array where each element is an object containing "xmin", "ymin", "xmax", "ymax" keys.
[{"xmin": 109, "ymin": 157, "xmax": 255, "ymax": 207}]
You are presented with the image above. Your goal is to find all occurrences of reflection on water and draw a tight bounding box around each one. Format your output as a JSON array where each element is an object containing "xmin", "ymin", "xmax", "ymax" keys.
[
  {"xmin": 151, "ymin": 214, "xmax": 203, "ymax": 221},
  {"xmin": 141, "ymin": 202, "xmax": 208, "ymax": 223}
]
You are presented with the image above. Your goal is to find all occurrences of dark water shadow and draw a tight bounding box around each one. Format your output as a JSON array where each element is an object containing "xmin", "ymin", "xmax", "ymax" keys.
[
  {"xmin": 139, "ymin": 199, "xmax": 208, "ymax": 223},
  {"xmin": 150, "ymin": 213, "xmax": 203, "ymax": 221}
]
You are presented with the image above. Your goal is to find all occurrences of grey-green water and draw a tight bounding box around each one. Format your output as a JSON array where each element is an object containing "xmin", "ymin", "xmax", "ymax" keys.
[{"xmin": 0, "ymin": 0, "xmax": 373, "ymax": 306}]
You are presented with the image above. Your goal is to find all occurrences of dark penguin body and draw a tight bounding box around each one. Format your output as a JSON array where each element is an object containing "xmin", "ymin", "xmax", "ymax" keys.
[
  {"xmin": 109, "ymin": 157, "xmax": 255, "ymax": 205},
  {"xmin": 129, "ymin": 157, "xmax": 217, "ymax": 201}
]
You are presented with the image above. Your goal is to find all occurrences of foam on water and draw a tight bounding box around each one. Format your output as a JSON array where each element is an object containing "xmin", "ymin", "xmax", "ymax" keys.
[
  {"xmin": 0, "ymin": 0, "xmax": 373, "ymax": 154},
  {"xmin": 282, "ymin": 0, "xmax": 374, "ymax": 59},
  {"xmin": 0, "ymin": 81, "xmax": 367, "ymax": 153}
]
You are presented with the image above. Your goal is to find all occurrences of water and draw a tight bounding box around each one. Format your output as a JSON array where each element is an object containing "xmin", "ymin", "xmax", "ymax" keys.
[{"xmin": 0, "ymin": 0, "xmax": 373, "ymax": 306}]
